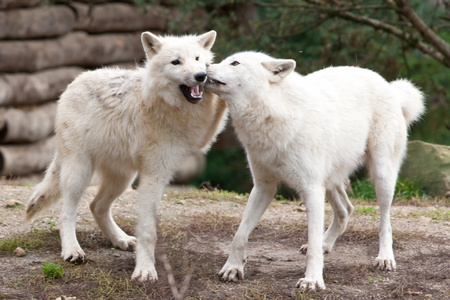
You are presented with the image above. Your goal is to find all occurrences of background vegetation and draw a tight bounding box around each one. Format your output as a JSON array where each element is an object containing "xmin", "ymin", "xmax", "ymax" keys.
[{"xmin": 136, "ymin": 0, "xmax": 449, "ymax": 194}]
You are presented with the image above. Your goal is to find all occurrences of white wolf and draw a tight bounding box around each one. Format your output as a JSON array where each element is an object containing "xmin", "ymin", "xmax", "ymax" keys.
[
  {"xmin": 25, "ymin": 31, "xmax": 228, "ymax": 282},
  {"xmin": 205, "ymin": 51, "xmax": 425, "ymax": 290}
]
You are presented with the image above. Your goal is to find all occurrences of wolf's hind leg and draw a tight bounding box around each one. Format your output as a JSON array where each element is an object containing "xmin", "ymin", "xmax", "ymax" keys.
[
  {"xmin": 300, "ymin": 183, "xmax": 353, "ymax": 254},
  {"xmin": 90, "ymin": 169, "xmax": 136, "ymax": 251},
  {"xmin": 322, "ymin": 184, "xmax": 353, "ymax": 252},
  {"xmin": 368, "ymin": 160, "xmax": 398, "ymax": 271}
]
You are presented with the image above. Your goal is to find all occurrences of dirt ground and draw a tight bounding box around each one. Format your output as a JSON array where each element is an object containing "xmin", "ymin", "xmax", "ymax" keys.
[{"xmin": 0, "ymin": 183, "xmax": 449, "ymax": 300}]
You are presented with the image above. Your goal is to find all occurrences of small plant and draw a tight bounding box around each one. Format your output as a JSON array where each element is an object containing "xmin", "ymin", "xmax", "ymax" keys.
[
  {"xmin": 42, "ymin": 262, "xmax": 64, "ymax": 279},
  {"xmin": 368, "ymin": 274, "xmax": 385, "ymax": 284},
  {"xmin": 395, "ymin": 178, "xmax": 425, "ymax": 199},
  {"xmin": 351, "ymin": 178, "xmax": 424, "ymax": 200},
  {"xmin": 351, "ymin": 178, "xmax": 377, "ymax": 200},
  {"xmin": 354, "ymin": 206, "xmax": 377, "ymax": 215},
  {"xmin": 48, "ymin": 220, "xmax": 56, "ymax": 229}
]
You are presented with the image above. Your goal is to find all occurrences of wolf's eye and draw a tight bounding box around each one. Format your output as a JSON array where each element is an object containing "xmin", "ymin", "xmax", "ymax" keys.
[
  {"xmin": 171, "ymin": 59, "xmax": 181, "ymax": 65},
  {"xmin": 230, "ymin": 61, "xmax": 240, "ymax": 66},
  {"xmin": 195, "ymin": 56, "xmax": 199, "ymax": 61}
]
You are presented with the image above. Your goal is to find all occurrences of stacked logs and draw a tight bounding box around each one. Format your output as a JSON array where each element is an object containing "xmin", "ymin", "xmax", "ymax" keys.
[{"xmin": 0, "ymin": 0, "xmax": 173, "ymax": 178}]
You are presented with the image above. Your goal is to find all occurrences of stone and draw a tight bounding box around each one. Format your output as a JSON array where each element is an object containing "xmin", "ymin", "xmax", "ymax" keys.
[
  {"xmin": 13, "ymin": 247, "xmax": 26, "ymax": 257},
  {"xmin": 400, "ymin": 140, "xmax": 450, "ymax": 197},
  {"xmin": 6, "ymin": 199, "xmax": 23, "ymax": 208}
]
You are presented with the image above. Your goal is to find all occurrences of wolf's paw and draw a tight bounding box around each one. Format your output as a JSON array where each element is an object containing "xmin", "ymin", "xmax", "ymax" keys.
[
  {"xmin": 218, "ymin": 262, "xmax": 245, "ymax": 282},
  {"xmin": 299, "ymin": 244, "xmax": 331, "ymax": 255},
  {"xmin": 112, "ymin": 235, "xmax": 137, "ymax": 251},
  {"xmin": 62, "ymin": 248, "xmax": 86, "ymax": 264},
  {"xmin": 300, "ymin": 244, "xmax": 308, "ymax": 254},
  {"xmin": 131, "ymin": 266, "xmax": 158, "ymax": 282},
  {"xmin": 295, "ymin": 277, "xmax": 326, "ymax": 290},
  {"xmin": 374, "ymin": 256, "xmax": 396, "ymax": 271}
]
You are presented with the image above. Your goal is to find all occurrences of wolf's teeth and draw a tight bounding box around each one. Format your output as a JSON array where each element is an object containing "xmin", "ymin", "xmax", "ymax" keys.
[{"xmin": 191, "ymin": 85, "xmax": 202, "ymax": 98}]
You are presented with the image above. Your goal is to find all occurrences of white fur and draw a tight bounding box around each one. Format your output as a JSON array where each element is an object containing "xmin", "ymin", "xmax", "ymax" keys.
[
  {"xmin": 26, "ymin": 31, "xmax": 228, "ymax": 282},
  {"xmin": 205, "ymin": 51, "xmax": 425, "ymax": 290}
]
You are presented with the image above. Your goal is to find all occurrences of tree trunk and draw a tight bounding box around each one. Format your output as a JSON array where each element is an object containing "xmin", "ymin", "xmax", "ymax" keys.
[
  {"xmin": 0, "ymin": 67, "xmax": 83, "ymax": 106},
  {"xmin": 0, "ymin": 32, "xmax": 145, "ymax": 72},
  {"xmin": 0, "ymin": 6, "xmax": 75, "ymax": 40},
  {"xmin": 0, "ymin": 102, "xmax": 56, "ymax": 143},
  {"xmin": 0, "ymin": 135, "xmax": 55, "ymax": 176}
]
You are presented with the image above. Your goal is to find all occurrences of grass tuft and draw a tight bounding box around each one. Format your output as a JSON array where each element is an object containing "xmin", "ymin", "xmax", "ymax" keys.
[
  {"xmin": 42, "ymin": 262, "xmax": 64, "ymax": 279},
  {"xmin": 0, "ymin": 231, "xmax": 46, "ymax": 254}
]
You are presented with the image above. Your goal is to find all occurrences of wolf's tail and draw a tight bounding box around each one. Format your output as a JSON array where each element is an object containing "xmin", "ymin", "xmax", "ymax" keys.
[
  {"xmin": 390, "ymin": 79, "xmax": 425, "ymax": 126},
  {"xmin": 26, "ymin": 155, "xmax": 61, "ymax": 221}
]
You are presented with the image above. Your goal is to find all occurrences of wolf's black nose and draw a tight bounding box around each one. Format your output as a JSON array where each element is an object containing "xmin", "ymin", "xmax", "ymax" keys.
[{"xmin": 195, "ymin": 72, "xmax": 207, "ymax": 82}]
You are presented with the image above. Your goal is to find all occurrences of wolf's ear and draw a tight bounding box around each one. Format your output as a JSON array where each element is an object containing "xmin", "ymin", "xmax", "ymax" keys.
[
  {"xmin": 197, "ymin": 30, "xmax": 217, "ymax": 51},
  {"xmin": 261, "ymin": 59, "xmax": 296, "ymax": 83},
  {"xmin": 141, "ymin": 31, "xmax": 164, "ymax": 59}
]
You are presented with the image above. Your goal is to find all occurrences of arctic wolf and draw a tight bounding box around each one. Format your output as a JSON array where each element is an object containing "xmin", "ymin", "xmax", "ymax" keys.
[
  {"xmin": 26, "ymin": 31, "xmax": 228, "ymax": 282},
  {"xmin": 205, "ymin": 52, "xmax": 424, "ymax": 290}
]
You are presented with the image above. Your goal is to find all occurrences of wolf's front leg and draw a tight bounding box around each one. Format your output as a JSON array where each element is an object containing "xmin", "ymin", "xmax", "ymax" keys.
[
  {"xmin": 296, "ymin": 185, "xmax": 326, "ymax": 290},
  {"xmin": 131, "ymin": 179, "xmax": 165, "ymax": 282},
  {"xmin": 219, "ymin": 178, "xmax": 277, "ymax": 282}
]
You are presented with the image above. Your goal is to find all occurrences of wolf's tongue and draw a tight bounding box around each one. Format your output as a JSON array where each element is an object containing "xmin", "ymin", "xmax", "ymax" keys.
[{"xmin": 190, "ymin": 85, "xmax": 202, "ymax": 98}]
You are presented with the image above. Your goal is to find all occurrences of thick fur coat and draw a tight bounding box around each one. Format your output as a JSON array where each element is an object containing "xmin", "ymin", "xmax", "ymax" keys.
[
  {"xmin": 26, "ymin": 31, "xmax": 228, "ymax": 282},
  {"xmin": 205, "ymin": 51, "xmax": 425, "ymax": 290}
]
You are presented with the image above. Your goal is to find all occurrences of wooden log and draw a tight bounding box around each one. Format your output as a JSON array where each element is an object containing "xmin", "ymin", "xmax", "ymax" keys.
[
  {"xmin": 0, "ymin": 0, "xmax": 41, "ymax": 10},
  {"xmin": 73, "ymin": 3, "xmax": 169, "ymax": 33},
  {"xmin": 0, "ymin": 67, "xmax": 83, "ymax": 106},
  {"xmin": 0, "ymin": 102, "xmax": 56, "ymax": 143},
  {"xmin": 0, "ymin": 5, "xmax": 75, "ymax": 40},
  {"xmin": 0, "ymin": 32, "xmax": 146, "ymax": 73},
  {"xmin": 75, "ymin": 0, "xmax": 134, "ymax": 3},
  {"xmin": 0, "ymin": 135, "xmax": 55, "ymax": 176}
]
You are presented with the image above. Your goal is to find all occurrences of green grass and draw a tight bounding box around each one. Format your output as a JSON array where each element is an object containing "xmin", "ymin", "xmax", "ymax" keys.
[
  {"xmin": 351, "ymin": 178, "xmax": 425, "ymax": 201},
  {"xmin": 354, "ymin": 206, "xmax": 378, "ymax": 215},
  {"xmin": 0, "ymin": 231, "xmax": 45, "ymax": 254},
  {"xmin": 42, "ymin": 262, "xmax": 64, "ymax": 279},
  {"xmin": 408, "ymin": 208, "xmax": 450, "ymax": 221}
]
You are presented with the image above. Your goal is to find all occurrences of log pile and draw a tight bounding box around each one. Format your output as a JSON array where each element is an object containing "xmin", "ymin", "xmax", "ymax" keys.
[{"xmin": 0, "ymin": 0, "xmax": 174, "ymax": 178}]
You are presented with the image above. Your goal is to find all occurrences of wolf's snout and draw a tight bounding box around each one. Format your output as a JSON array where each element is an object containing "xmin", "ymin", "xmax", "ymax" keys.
[{"xmin": 194, "ymin": 72, "xmax": 207, "ymax": 82}]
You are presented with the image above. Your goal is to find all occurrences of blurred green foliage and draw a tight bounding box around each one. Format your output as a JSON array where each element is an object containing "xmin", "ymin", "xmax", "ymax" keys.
[
  {"xmin": 192, "ymin": 147, "xmax": 252, "ymax": 193},
  {"xmin": 351, "ymin": 177, "xmax": 425, "ymax": 200},
  {"xmin": 137, "ymin": 0, "xmax": 449, "ymax": 193},
  {"xmin": 138, "ymin": 0, "xmax": 449, "ymax": 144}
]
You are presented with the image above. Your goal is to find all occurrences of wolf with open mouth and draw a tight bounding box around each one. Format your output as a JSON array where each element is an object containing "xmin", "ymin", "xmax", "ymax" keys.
[{"xmin": 25, "ymin": 31, "xmax": 228, "ymax": 283}]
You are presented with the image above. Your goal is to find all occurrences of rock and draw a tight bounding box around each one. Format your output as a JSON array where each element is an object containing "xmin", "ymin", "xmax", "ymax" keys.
[
  {"xmin": 6, "ymin": 199, "xmax": 23, "ymax": 208},
  {"xmin": 400, "ymin": 141, "xmax": 450, "ymax": 197},
  {"xmin": 13, "ymin": 247, "xmax": 26, "ymax": 257}
]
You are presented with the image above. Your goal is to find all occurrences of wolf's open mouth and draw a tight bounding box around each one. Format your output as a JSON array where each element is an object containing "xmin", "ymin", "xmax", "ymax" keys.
[{"xmin": 180, "ymin": 84, "xmax": 204, "ymax": 104}]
